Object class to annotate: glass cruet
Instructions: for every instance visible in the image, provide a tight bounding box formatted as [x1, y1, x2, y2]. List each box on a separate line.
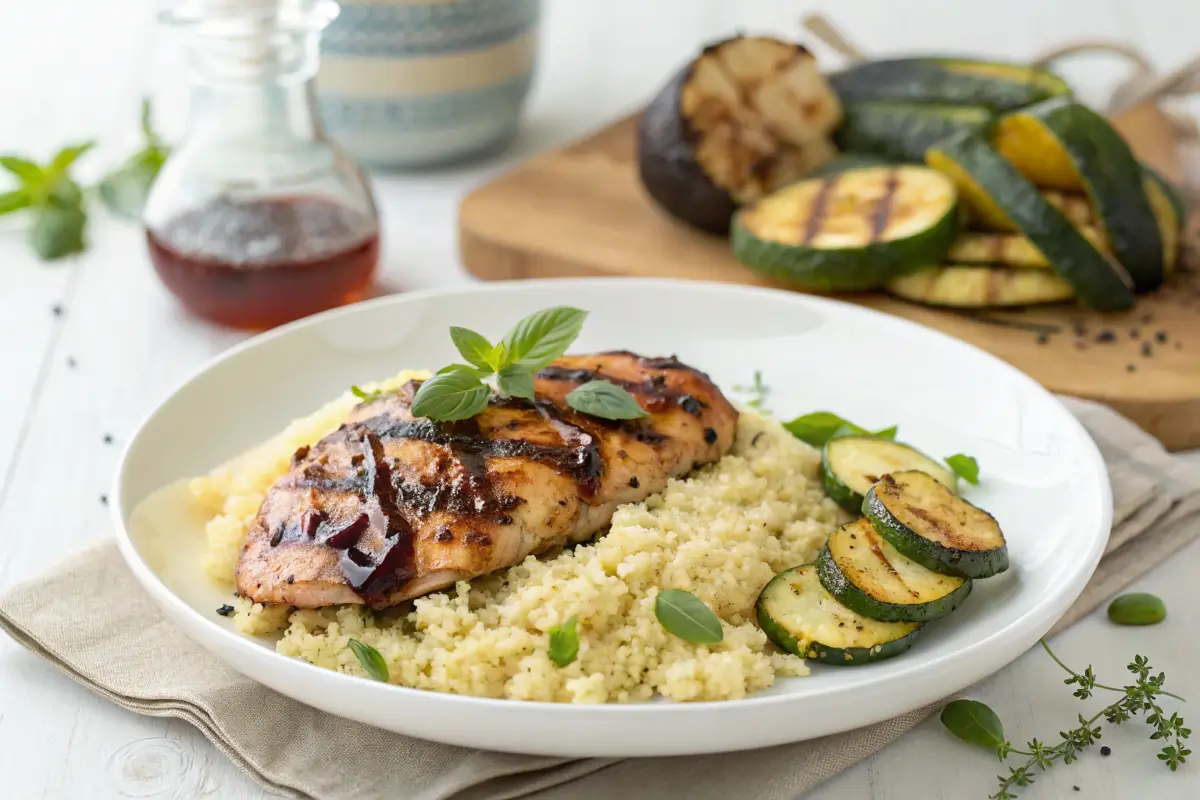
[143, 0, 381, 331]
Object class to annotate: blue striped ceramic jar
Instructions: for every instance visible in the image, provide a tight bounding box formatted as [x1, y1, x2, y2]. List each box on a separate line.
[316, 0, 540, 168]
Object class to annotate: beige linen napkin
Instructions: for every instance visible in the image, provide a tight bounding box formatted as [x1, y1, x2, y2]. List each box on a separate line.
[3, 398, 1200, 800]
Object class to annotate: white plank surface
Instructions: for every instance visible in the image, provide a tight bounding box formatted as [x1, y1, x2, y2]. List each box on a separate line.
[1, 1, 1199, 798]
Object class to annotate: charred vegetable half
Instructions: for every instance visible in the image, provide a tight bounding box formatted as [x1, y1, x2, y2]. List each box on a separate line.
[637, 35, 842, 234]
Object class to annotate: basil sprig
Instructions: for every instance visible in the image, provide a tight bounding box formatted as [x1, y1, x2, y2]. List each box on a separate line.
[654, 589, 723, 644]
[410, 307, 647, 422]
[0, 143, 94, 260]
[783, 411, 898, 448]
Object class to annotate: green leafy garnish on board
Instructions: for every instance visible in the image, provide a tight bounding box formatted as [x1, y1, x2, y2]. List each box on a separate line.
[945, 453, 980, 485]
[0, 143, 94, 260]
[98, 98, 170, 220]
[783, 411, 898, 448]
[654, 589, 723, 645]
[409, 307, 647, 423]
[1107, 593, 1166, 626]
[942, 638, 1189, 799]
[548, 616, 580, 667]
[348, 639, 389, 683]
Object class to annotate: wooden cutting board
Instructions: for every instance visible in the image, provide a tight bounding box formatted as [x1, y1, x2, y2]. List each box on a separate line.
[459, 104, 1200, 450]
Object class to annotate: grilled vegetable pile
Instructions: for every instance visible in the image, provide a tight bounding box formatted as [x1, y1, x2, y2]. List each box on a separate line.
[638, 37, 1189, 311]
[757, 433, 1009, 666]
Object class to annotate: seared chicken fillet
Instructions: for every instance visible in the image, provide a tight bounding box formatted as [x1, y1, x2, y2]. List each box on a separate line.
[235, 351, 738, 608]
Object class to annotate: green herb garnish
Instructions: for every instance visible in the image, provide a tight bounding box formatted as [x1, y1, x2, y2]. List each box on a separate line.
[548, 616, 580, 667]
[654, 589, 723, 644]
[348, 638, 390, 683]
[98, 98, 169, 220]
[566, 380, 649, 420]
[942, 638, 1189, 799]
[783, 411, 897, 448]
[1107, 593, 1166, 626]
[0, 143, 94, 260]
[410, 307, 646, 422]
[945, 453, 980, 485]
[733, 370, 770, 409]
[351, 385, 383, 402]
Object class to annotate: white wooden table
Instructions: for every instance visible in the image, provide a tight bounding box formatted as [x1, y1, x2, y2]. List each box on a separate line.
[2, 1, 1198, 797]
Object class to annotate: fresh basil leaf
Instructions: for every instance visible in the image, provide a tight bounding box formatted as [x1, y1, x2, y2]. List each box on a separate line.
[410, 365, 490, 421]
[47, 142, 95, 177]
[874, 425, 898, 440]
[783, 412, 898, 447]
[351, 385, 383, 402]
[1107, 593, 1166, 626]
[655, 589, 723, 644]
[0, 189, 30, 216]
[566, 380, 647, 420]
[347, 638, 390, 682]
[0, 156, 43, 186]
[29, 202, 86, 261]
[940, 699, 1005, 751]
[497, 364, 535, 400]
[98, 156, 161, 221]
[449, 326, 497, 372]
[500, 306, 587, 370]
[945, 454, 980, 485]
[548, 616, 579, 667]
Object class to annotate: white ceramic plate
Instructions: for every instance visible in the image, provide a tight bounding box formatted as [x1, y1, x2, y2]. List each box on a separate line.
[112, 278, 1111, 758]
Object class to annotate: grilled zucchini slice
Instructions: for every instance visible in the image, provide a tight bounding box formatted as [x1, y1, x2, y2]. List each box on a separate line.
[757, 564, 922, 665]
[731, 165, 960, 291]
[947, 226, 1108, 269]
[887, 265, 1075, 307]
[817, 519, 972, 622]
[865, 471, 1009, 579]
[821, 435, 956, 513]
[828, 57, 1069, 112]
[926, 132, 1134, 311]
[637, 36, 842, 233]
[835, 101, 995, 162]
[1144, 168, 1185, 275]
[992, 98, 1165, 291]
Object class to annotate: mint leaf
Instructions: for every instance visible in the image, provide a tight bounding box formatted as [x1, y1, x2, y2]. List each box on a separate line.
[411, 365, 490, 421]
[0, 156, 43, 185]
[497, 364, 535, 400]
[566, 380, 647, 420]
[500, 306, 587, 370]
[0, 189, 30, 216]
[940, 699, 1006, 751]
[347, 639, 389, 682]
[945, 453, 980, 485]
[654, 589, 723, 644]
[548, 616, 579, 667]
[449, 326, 497, 372]
[47, 142, 95, 178]
[29, 203, 86, 260]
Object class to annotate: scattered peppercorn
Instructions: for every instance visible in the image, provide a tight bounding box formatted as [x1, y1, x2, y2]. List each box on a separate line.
[216, 604, 235, 617]
[1155, 330, 1168, 344]
[1142, 342, 1153, 357]
[102, 433, 114, 445]
[1095, 329, 1116, 343]
[628, 476, 639, 489]
[1073, 787, 1080, 792]
[51, 303, 64, 317]
[66, 356, 77, 368]
[1100, 746, 1112, 756]
[1141, 313, 1154, 324]
[1036, 333, 1050, 345]
[1127, 364, 1137, 373]
[1075, 341, 1088, 351]
[1073, 321, 1086, 336]
[1129, 328, 1140, 339]
[99, 494, 108, 506]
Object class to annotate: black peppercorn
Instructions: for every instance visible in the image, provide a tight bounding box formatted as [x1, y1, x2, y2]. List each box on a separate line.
[51, 303, 64, 317]
[1095, 329, 1116, 343]
[99, 494, 108, 506]
[1127, 364, 1137, 373]
[1036, 333, 1050, 345]
[102, 433, 114, 445]
[66, 356, 77, 368]
[1155, 330, 1168, 344]
[629, 476, 639, 489]
[1142, 342, 1153, 357]
[216, 604, 235, 617]
[1100, 745, 1112, 756]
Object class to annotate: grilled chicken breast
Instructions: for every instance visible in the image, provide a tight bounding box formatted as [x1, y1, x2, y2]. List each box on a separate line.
[235, 351, 738, 608]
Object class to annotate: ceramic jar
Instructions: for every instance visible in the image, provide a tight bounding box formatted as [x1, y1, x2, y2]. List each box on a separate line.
[316, 0, 540, 169]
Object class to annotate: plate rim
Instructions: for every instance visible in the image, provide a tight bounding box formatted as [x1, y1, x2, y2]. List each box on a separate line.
[110, 277, 1112, 740]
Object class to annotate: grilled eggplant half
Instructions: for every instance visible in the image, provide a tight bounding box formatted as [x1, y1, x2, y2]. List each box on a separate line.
[637, 35, 842, 234]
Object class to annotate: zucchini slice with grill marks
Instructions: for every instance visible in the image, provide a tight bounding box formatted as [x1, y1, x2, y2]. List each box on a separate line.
[992, 98, 1165, 291]
[886, 265, 1075, 307]
[835, 101, 995, 162]
[757, 563, 922, 665]
[637, 35, 842, 234]
[926, 132, 1134, 311]
[865, 470, 1009, 579]
[817, 519, 972, 622]
[821, 435, 956, 513]
[947, 226, 1107, 269]
[1143, 167, 1185, 275]
[828, 57, 1069, 112]
[731, 165, 960, 291]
